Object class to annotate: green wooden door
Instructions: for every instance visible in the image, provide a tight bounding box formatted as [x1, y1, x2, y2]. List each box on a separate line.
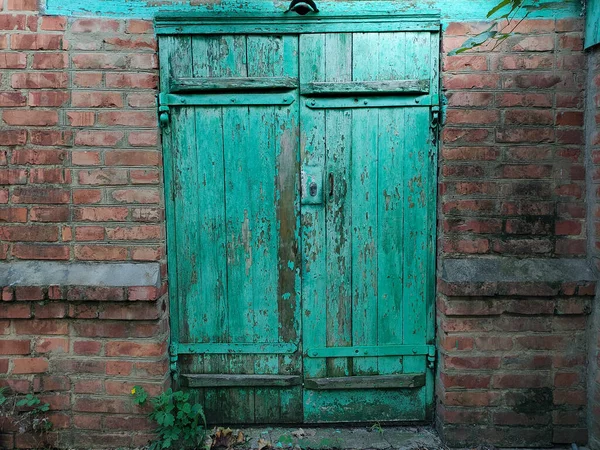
[156, 7, 439, 424]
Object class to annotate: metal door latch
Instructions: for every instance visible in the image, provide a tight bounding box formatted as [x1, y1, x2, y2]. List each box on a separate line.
[301, 166, 323, 205]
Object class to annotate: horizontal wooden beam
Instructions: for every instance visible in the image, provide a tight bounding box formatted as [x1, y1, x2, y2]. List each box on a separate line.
[301, 79, 429, 96]
[183, 374, 302, 388]
[177, 342, 298, 355]
[160, 93, 295, 107]
[305, 95, 437, 109]
[171, 77, 298, 93]
[306, 344, 434, 358]
[304, 374, 426, 390]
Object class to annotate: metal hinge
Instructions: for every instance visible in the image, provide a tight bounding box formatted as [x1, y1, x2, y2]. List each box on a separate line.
[430, 106, 440, 149]
[158, 93, 171, 131]
[169, 343, 179, 381]
[427, 346, 436, 370]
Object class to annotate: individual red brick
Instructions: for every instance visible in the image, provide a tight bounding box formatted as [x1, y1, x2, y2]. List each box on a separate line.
[128, 131, 158, 147]
[74, 130, 124, 147]
[443, 239, 489, 254]
[0, 91, 26, 107]
[105, 341, 165, 357]
[3, 110, 58, 126]
[443, 128, 491, 144]
[68, 112, 96, 127]
[502, 165, 552, 179]
[559, 33, 583, 51]
[72, 53, 130, 70]
[127, 93, 156, 108]
[0, 13, 26, 30]
[443, 55, 488, 71]
[105, 72, 158, 89]
[496, 128, 554, 143]
[32, 53, 68, 69]
[35, 303, 67, 319]
[11, 33, 62, 50]
[29, 168, 71, 184]
[12, 244, 69, 260]
[97, 111, 156, 127]
[444, 74, 499, 89]
[444, 391, 499, 407]
[78, 168, 128, 185]
[74, 206, 128, 221]
[0, 304, 31, 319]
[105, 150, 159, 166]
[555, 220, 582, 235]
[444, 356, 501, 370]
[40, 16, 67, 31]
[27, 91, 69, 107]
[555, 239, 586, 255]
[0, 168, 27, 184]
[14, 286, 44, 301]
[7, 0, 37, 10]
[498, 54, 553, 70]
[30, 130, 72, 146]
[71, 92, 123, 108]
[111, 189, 160, 204]
[73, 72, 103, 88]
[511, 35, 554, 51]
[446, 110, 498, 125]
[0, 339, 30, 355]
[15, 320, 68, 335]
[497, 93, 552, 108]
[106, 360, 133, 376]
[504, 110, 553, 126]
[12, 358, 48, 374]
[73, 340, 102, 355]
[0, 225, 58, 242]
[130, 169, 160, 185]
[12, 187, 70, 204]
[35, 337, 69, 353]
[73, 379, 103, 394]
[0, 207, 27, 222]
[72, 151, 100, 166]
[71, 18, 120, 33]
[74, 245, 128, 261]
[0, 52, 27, 68]
[72, 189, 102, 204]
[11, 72, 67, 89]
[131, 246, 162, 261]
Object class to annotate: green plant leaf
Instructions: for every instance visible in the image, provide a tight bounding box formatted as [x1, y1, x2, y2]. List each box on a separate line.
[487, 0, 512, 17]
[448, 27, 497, 56]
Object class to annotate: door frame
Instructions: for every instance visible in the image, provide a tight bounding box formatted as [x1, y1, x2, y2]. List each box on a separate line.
[155, 3, 441, 420]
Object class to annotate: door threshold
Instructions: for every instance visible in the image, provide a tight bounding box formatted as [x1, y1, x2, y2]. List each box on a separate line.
[206, 425, 441, 450]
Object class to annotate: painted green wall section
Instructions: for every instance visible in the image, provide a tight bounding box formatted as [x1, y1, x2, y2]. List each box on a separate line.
[586, 0, 600, 48]
[43, 0, 580, 21]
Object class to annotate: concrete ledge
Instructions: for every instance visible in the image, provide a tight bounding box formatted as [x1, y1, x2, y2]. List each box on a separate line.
[442, 257, 596, 283]
[0, 262, 160, 287]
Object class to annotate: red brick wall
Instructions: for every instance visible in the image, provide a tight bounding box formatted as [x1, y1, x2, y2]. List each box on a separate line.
[0, 1, 167, 448]
[438, 19, 595, 447]
[588, 45, 600, 450]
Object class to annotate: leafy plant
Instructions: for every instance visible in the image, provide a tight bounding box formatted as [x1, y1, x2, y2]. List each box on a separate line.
[448, 0, 575, 55]
[0, 387, 52, 446]
[131, 386, 207, 450]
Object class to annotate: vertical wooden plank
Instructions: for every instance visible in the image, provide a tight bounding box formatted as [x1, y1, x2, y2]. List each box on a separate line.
[324, 32, 353, 378]
[300, 33, 327, 383]
[350, 32, 379, 376]
[376, 32, 405, 376]
[425, 30, 440, 418]
[401, 32, 430, 381]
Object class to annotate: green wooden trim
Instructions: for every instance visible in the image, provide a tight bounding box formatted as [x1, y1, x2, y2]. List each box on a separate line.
[305, 95, 438, 109]
[306, 345, 435, 358]
[171, 76, 298, 93]
[586, 0, 600, 48]
[155, 12, 441, 35]
[160, 93, 295, 106]
[177, 343, 298, 355]
[183, 374, 302, 388]
[301, 79, 429, 96]
[304, 374, 426, 390]
[46, 0, 580, 21]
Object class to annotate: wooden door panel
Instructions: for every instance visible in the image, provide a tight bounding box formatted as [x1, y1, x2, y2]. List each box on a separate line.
[300, 31, 436, 422]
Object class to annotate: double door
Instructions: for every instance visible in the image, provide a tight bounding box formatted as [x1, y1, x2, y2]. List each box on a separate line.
[157, 8, 439, 423]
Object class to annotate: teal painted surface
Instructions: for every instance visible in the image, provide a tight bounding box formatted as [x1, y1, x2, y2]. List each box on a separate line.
[159, 7, 438, 424]
[45, 0, 580, 20]
[586, 0, 600, 48]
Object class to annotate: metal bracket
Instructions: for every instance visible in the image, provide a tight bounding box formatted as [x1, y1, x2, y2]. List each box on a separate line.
[430, 106, 440, 149]
[427, 346, 436, 370]
[158, 93, 171, 131]
[169, 343, 179, 381]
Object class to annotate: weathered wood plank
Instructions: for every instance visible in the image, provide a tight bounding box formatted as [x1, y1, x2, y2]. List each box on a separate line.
[171, 76, 298, 93]
[300, 33, 328, 383]
[351, 32, 379, 377]
[324, 32, 353, 378]
[184, 374, 302, 388]
[300, 79, 428, 95]
[305, 374, 425, 390]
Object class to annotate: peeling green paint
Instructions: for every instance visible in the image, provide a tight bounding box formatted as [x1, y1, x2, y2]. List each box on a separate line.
[586, 0, 600, 48]
[44, 0, 581, 21]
